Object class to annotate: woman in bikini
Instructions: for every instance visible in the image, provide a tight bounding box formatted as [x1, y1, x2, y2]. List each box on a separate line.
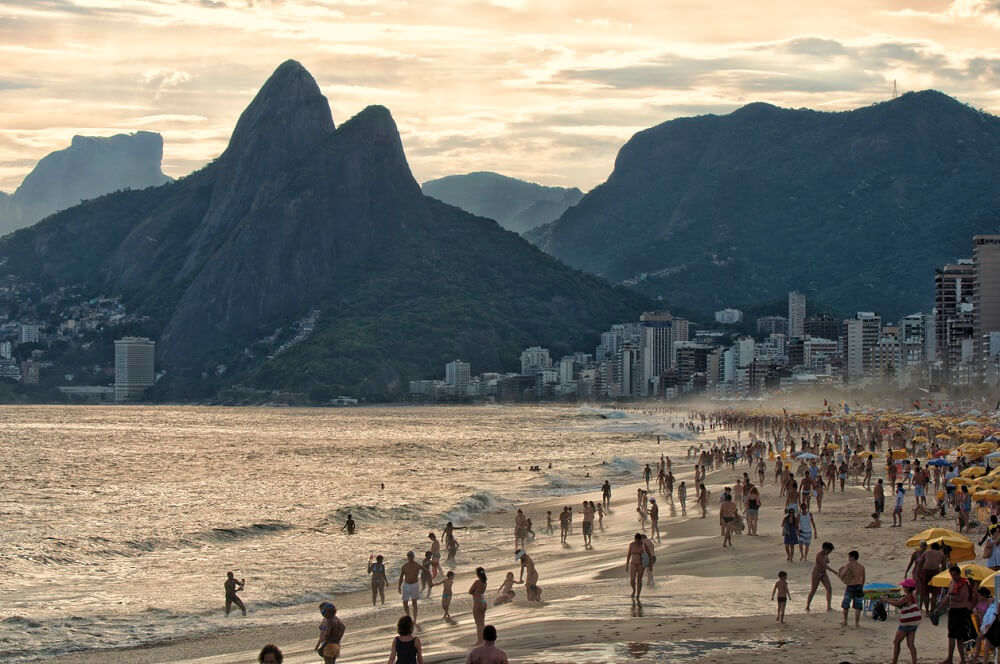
[469, 567, 488, 644]
[367, 554, 388, 606]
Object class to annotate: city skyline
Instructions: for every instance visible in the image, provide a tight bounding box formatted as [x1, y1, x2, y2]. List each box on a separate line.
[5, 1, 1000, 192]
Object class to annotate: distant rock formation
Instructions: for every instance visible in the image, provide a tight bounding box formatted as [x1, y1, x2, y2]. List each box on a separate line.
[0, 131, 171, 236]
[422, 172, 582, 234]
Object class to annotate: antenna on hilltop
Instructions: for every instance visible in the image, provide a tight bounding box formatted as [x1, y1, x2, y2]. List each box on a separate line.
[892, 80, 898, 99]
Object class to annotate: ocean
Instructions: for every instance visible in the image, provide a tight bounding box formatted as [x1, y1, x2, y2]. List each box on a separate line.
[0, 404, 694, 661]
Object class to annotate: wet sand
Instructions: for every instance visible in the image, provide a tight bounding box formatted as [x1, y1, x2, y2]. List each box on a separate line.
[49, 425, 952, 664]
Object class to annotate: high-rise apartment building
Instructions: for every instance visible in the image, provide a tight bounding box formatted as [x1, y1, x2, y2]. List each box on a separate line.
[974, 235, 1000, 373]
[445, 359, 471, 396]
[804, 314, 840, 341]
[520, 347, 550, 374]
[638, 311, 688, 395]
[844, 319, 864, 379]
[756, 315, 788, 336]
[114, 336, 155, 402]
[788, 291, 806, 337]
[714, 308, 743, 324]
[856, 312, 882, 375]
[935, 260, 975, 381]
[19, 324, 40, 344]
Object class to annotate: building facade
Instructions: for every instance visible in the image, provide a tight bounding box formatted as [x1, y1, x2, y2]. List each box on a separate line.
[788, 291, 806, 337]
[114, 337, 155, 402]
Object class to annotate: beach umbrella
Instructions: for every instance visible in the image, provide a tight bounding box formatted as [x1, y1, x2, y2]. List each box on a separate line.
[925, 537, 976, 562]
[936, 434, 951, 441]
[906, 528, 968, 547]
[929, 563, 996, 588]
[962, 466, 988, 478]
[857, 451, 877, 459]
[986, 451, 1000, 461]
[961, 420, 981, 427]
[973, 489, 1000, 502]
[797, 452, 819, 459]
[950, 477, 976, 486]
[928, 458, 951, 467]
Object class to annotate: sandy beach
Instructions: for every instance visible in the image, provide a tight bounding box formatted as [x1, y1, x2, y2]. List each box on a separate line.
[47, 423, 954, 664]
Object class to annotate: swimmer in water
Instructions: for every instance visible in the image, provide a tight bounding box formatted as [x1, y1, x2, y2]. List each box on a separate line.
[342, 514, 356, 535]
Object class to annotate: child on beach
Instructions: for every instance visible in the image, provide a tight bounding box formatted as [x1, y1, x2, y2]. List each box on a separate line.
[494, 572, 516, 605]
[432, 571, 455, 620]
[772, 571, 790, 623]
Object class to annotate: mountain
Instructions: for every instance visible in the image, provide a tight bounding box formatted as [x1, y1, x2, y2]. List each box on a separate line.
[0, 60, 648, 400]
[0, 132, 172, 236]
[528, 91, 1000, 319]
[422, 172, 583, 234]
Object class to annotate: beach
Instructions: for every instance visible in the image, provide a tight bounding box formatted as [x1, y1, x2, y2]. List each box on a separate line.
[37, 408, 955, 664]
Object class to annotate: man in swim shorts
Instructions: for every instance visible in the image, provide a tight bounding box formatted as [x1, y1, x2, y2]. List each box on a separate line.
[224, 571, 247, 616]
[398, 551, 430, 625]
[582, 501, 595, 547]
[838, 550, 866, 627]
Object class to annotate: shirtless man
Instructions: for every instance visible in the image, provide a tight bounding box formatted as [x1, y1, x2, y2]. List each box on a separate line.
[317, 603, 346, 663]
[224, 571, 247, 616]
[919, 541, 946, 613]
[514, 510, 528, 550]
[602, 481, 612, 509]
[838, 550, 866, 627]
[805, 542, 836, 611]
[516, 549, 541, 601]
[649, 498, 660, 542]
[559, 506, 570, 544]
[626, 533, 649, 600]
[719, 495, 738, 548]
[466, 625, 508, 664]
[398, 551, 430, 625]
[582, 501, 595, 547]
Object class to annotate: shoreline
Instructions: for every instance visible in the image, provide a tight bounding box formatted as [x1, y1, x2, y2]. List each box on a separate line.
[46, 421, 952, 664]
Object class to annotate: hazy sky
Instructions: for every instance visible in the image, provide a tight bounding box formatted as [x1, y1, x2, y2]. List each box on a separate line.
[3, 0, 1000, 192]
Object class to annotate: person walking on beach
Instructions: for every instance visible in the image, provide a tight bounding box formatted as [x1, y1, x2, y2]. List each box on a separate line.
[678, 481, 687, 516]
[746, 485, 761, 535]
[720, 495, 737, 548]
[224, 571, 246, 616]
[516, 549, 541, 601]
[838, 550, 866, 628]
[385, 615, 423, 664]
[316, 603, 345, 663]
[798, 503, 817, 561]
[431, 570, 455, 620]
[649, 498, 660, 542]
[644, 464, 652, 489]
[368, 554, 388, 606]
[938, 564, 975, 664]
[514, 509, 528, 550]
[582, 501, 595, 547]
[806, 542, 836, 612]
[602, 481, 612, 509]
[469, 567, 489, 645]
[919, 541, 946, 613]
[626, 533, 649, 601]
[781, 508, 799, 562]
[398, 551, 429, 626]
[697, 483, 708, 518]
[772, 571, 790, 623]
[886, 578, 921, 664]
[466, 625, 508, 664]
[892, 483, 905, 527]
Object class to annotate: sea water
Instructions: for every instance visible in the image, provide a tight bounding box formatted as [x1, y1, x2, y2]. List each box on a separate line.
[0, 404, 693, 661]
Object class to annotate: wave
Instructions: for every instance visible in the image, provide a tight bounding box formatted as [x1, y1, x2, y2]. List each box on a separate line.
[577, 406, 629, 419]
[602, 455, 640, 475]
[80, 521, 297, 559]
[442, 491, 509, 524]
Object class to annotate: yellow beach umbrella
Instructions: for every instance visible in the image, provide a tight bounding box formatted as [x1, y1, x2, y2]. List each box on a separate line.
[925, 537, 976, 563]
[962, 466, 988, 478]
[973, 489, 1000, 502]
[906, 528, 969, 547]
[950, 477, 976, 486]
[929, 563, 996, 588]
[891, 450, 910, 460]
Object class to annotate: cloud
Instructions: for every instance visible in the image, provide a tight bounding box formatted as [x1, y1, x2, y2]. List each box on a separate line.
[892, 0, 1000, 26]
[139, 68, 195, 98]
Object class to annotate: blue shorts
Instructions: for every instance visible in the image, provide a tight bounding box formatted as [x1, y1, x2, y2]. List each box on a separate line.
[898, 625, 918, 634]
[842, 585, 863, 610]
[915, 486, 925, 497]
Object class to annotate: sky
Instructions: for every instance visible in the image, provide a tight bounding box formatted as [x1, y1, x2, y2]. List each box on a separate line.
[3, 0, 1000, 192]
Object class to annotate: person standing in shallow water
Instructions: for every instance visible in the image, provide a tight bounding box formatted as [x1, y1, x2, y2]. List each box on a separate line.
[224, 571, 246, 616]
[368, 554, 388, 606]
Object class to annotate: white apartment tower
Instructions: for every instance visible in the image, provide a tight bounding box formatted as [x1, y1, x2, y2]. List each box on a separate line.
[114, 337, 155, 402]
[788, 291, 806, 337]
[639, 311, 689, 395]
[520, 347, 551, 374]
[445, 359, 471, 396]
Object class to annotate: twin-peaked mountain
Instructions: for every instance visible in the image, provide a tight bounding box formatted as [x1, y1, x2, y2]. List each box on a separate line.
[528, 91, 1000, 319]
[0, 132, 171, 236]
[0, 60, 647, 398]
